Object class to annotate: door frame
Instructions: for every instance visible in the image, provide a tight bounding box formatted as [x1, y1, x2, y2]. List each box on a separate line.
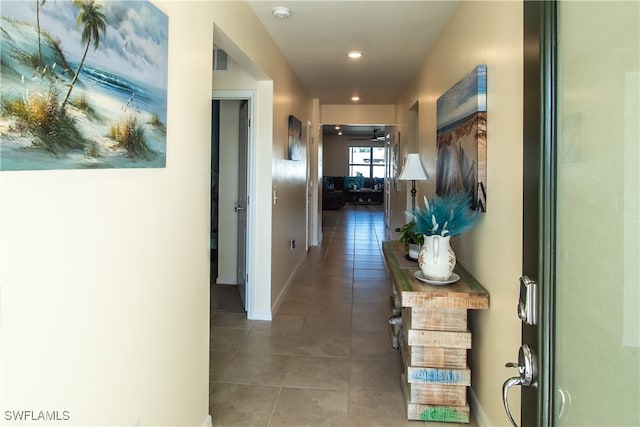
[538, 2, 557, 425]
[212, 90, 257, 318]
[304, 120, 315, 250]
[522, 1, 557, 425]
[236, 100, 249, 309]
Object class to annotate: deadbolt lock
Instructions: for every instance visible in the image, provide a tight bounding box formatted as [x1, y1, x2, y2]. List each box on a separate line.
[518, 275, 537, 325]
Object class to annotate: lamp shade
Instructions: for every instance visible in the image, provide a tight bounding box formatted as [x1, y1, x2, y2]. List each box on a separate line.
[398, 153, 430, 181]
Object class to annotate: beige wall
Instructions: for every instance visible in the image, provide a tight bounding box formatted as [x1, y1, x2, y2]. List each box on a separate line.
[322, 134, 386, 177]
[0, 1, 312, 425]
[321, 104, 395, 125]
[269, 81, 313, 315]
[393, 1, 524, 424]
[0, 2, 211, 424]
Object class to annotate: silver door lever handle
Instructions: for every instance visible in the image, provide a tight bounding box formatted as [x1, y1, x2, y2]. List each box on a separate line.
[502, 375, 522, 427]
[502, 345, 536, 427]
[234, 206, 244, 212]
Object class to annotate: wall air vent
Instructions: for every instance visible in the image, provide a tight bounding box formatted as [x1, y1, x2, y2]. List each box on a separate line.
[213, 48, 229, 71]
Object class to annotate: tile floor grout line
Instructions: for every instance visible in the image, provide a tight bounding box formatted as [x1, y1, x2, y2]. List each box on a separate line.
[266, 386, 283, 427]
[319, 209, 340, 266]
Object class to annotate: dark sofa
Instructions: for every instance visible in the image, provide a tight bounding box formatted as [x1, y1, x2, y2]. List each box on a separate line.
[322, 176, 384, 209]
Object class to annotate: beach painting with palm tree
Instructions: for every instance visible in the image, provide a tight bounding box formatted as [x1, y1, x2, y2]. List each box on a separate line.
[0, 0, 168, 170]
[436, 64, 487, 212]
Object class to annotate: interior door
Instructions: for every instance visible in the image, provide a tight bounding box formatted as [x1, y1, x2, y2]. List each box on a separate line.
[305, 121, 313, 250]
[518, 1, 640, 425]
[236, 100, 249, 310]
[384, 134, 392, 227]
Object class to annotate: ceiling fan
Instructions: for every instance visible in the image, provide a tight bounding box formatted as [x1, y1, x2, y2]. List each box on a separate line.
[349, 128, 386, 141]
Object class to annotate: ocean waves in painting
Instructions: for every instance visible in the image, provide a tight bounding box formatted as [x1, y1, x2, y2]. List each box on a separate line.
[79, 64, 167, 125]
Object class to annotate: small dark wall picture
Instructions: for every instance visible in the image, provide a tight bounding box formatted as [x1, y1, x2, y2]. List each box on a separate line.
[288, 115, 302, 161]
[391, 134, 400, 191]
[436, 64, 487, 211]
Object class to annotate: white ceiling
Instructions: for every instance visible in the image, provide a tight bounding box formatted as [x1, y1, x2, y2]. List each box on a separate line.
[248, 1, 459, 106]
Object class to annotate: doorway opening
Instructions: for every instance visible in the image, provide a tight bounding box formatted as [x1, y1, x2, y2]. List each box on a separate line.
[321, 125, 389, 209]
[210, 93, 255, 315]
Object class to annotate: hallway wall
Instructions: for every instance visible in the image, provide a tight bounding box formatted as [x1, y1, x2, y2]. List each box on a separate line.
[322, 134, 386, 177]
[393, 1, 524, 425]
[0, 1, 211, 423]
[321, 104, 395, 125]
[0, 1, 312, 425]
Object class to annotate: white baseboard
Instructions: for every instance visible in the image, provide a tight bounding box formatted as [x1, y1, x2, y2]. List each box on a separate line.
[215, 277, 237, 285]
[201, 415, 212, 427]
[271, 252, 307, 317]
[468, 388, 491, 427]
[248, 309, 271, 320]
[270, 283, 288, 317]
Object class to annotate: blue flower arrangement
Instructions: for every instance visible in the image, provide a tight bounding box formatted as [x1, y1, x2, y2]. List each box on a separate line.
[411, 192, 479, 237]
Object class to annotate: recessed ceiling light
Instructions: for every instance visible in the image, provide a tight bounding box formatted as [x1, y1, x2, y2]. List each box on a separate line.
[351, 96, 360, 102]
[334, 126, 340, 130]
[272, 6, 291, 19]
[348, 51, 362, 59]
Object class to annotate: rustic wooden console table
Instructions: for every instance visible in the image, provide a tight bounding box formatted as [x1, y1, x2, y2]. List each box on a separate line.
[382, 241, 489, 423]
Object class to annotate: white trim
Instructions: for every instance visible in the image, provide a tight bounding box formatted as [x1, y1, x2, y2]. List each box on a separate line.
[250, 310, 272, 321]
[201, 415, 212, 427]
[305, 120, 316, 249]
[212, 90, 257, 320]
[215, 277, 237, 285]
[468, 387, 492, 427]
[271, 251, 307, 317]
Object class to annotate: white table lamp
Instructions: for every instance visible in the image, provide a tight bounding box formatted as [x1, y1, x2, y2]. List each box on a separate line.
[398, 153, 430, 212]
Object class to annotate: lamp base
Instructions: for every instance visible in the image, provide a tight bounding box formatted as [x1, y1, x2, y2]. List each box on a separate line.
[410, 180, 417, 212]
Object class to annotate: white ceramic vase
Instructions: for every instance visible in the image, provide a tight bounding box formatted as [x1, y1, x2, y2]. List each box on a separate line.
[418, 235, 456, 281]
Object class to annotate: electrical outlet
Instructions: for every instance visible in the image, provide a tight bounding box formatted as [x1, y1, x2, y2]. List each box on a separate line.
[290, 239, 295, 250]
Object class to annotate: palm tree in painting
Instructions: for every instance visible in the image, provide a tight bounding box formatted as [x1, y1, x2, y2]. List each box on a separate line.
[36, 0, 46, 64]
[61, 0, 107, 109]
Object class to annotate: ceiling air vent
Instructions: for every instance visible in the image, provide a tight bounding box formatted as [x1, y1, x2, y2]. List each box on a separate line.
[213, 48, 229, 71]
